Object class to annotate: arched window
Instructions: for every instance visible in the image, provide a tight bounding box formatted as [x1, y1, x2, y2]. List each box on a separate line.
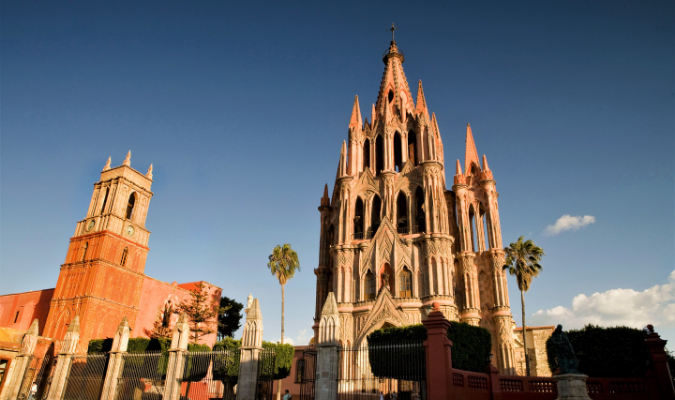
[414, 187, 425, 233]
[375, 135, 384, 175]
[408, 131, 417, 165]
[354, 197, 364, 239]
[470, 205, 479, 252]
[399, 267, 412, 298]
[125, 193, 136, 220]
[363, 140, 371, 170]
[295, 359, 305, 383]
[394, 132, 403, 172]
[100, 187, 109, 215]
[396, 192, 408, 234]
[379, 263, 394, 292]
[120, 247, 129, 267]
[387, 90, 394, 103]
[482, 206, 491, 250]
[82, 242, 89, 262]
[371, 195, 381, 233]
[364, 271, 376, 300]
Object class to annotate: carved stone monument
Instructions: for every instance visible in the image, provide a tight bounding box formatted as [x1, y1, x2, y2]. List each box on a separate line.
[551, 325, 591, 400]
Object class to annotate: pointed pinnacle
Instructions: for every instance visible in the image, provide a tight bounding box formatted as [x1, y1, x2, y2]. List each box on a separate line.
[67, 315, 80, 333]
[146, 164, 153, 179]
[323, 184, 329, 199]
[371, 103, 376, 124]
[123, 150, 131, 166]
[456, 159, 463, 175]
[416, 80, 429, 118]
[482, 155, 490, 171]
[349, 95, 362, 128]
[465, 124, 480, 175]
[28, 319, 39, 335]
[341, 140, 346, 155]
[103, 157, 111, 171]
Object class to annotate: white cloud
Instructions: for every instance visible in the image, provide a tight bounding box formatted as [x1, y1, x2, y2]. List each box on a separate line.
[269, 337, 295, 345]
[268, 329, 312, 346]
[544, 215, 595, 236]
[530, 270, 675, 335]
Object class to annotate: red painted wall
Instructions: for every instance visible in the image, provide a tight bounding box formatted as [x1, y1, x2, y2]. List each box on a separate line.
[0, 290, 54, 335]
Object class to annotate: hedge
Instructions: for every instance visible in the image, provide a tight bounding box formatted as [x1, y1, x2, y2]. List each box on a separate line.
[545, 325, 648, 378]
[211, 338, 294, 381]
[213, 338, 242, 383]
[367, 325, 427, 380]
[366, 322, 492, 377]
[262, 341, 295, 381]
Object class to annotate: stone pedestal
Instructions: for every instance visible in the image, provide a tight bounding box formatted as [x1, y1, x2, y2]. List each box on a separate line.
[554, 374, 591, 400]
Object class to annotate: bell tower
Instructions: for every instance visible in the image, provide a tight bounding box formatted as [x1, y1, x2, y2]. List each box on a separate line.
[43, 151, 154, 351]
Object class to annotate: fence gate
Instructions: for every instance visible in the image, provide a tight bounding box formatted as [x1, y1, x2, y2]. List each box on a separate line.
[62, 354, 108, 400]
[299, 348, 317, 400]
[115, 352, 166, 400]
[337, 342, 426, 400]
[18, 354, 54, 400]
[254, 349, 276, 400]
[180, 350, 240, 400]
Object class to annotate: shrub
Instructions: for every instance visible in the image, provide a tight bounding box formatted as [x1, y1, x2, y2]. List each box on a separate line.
[447, 322, 492, 373]
[213, 338, 241, 383]
[367, 325, 427, 380]
[545, 325, 648, 378]
[262, 341, 295, 380]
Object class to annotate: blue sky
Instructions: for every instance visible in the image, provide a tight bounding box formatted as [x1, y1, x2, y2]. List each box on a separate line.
[2, 1, 673, 345]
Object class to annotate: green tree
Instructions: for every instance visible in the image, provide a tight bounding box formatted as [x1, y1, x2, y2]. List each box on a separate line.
[175, 282, 219, 343]
[503, 236, 545, 377]
[144, 303, 174, 340]
[218, 296, 244, 340]
[267, 244, 300, 400]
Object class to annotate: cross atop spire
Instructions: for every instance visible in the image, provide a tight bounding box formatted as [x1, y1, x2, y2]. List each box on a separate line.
[387, 23, 399, 41]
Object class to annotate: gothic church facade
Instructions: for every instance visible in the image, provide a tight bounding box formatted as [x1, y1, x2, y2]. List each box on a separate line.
[313, 40, 517, 374]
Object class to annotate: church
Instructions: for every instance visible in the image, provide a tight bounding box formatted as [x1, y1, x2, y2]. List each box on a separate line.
[311, 39, 523, 374]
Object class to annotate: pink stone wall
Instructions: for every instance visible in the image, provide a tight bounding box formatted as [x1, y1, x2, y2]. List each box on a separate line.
[0, 289, 54, 335]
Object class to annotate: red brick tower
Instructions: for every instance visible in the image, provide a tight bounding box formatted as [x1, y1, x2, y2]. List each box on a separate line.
[43, 152, 154, 351]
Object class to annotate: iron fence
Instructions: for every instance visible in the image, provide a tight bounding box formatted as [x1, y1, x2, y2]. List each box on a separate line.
[299, 348, 317, 400]
[179, 350, 240, 400]
[63, 354, 108, 400]
[254, 350, 276, 400]
[18, 354, 53, 400]
[115, 352, 167, 400]
[337, 342, 425, 400]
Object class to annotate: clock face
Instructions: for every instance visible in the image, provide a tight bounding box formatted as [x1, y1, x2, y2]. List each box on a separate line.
[126, 225, 135, 237]
[86, 220, 95, 231]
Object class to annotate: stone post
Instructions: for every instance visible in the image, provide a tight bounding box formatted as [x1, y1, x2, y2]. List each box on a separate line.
[1, 319, 39, 400]
[644, 327, 675, 400]
[236, 299, 263, 400]
[46, 316, 80, 400]
[422, 302, 453, 400]
[554, 374, 591, 400]
[99, 317, 130, 400]
[315, 293, 340, 400]
[163, 313, 190, 400]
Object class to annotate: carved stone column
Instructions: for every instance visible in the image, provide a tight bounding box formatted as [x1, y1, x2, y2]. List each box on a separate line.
[492, 315, 516, 375]
[163, 313, 190, 400]
[458, 253, 480, 326]
[46, 316, 80, 400]
[237, 299, 263, 400]
[100, 317, 130, 400]
[2, 320, 39, 400]
[316, 293, 341, 400]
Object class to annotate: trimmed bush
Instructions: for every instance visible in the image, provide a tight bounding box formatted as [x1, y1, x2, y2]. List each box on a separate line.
[213, 338, 242, 384]
[447, 322, 492, 373]
[262, 341, 295, 380]
[367, 325, 427, 380]
[545, 325, 648, 378]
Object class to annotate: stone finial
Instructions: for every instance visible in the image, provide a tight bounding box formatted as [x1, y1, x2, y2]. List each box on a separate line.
[111, 317, 130, 352]
[318, 292, 340, 345]
[103, 157, 111, 171]
[480, 155, 494, 181]
[62, 315, 80, 354]
[454, 160, 466, 185]
[338, 141, 347, 177]
[320, 184, 330, 207]
[146, 164, 153, 179]
[371, 103, 376, 124]
[123, 150, 131, 166]
[242, 298, 263, 348]
[27, 319, 39, 335]
[416, 80, 429, 119]
[349, 95, 362, 129]
[170, 312, 190, 350]
[465, 124, 480, 175]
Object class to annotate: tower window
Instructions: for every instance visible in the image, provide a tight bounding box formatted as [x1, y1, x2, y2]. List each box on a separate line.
[82, 242, 89, 262]
[363, 140, 371, 170]
[396, 192, 408, 234]
[387, 90, 394, 103]
[408, 131, 417, 165]
[120, 247, 129, 267]
[399, 267, 412, 298]
[14, 311, 19, 323]
[125, 193, 136, 220]
[364, 271, 375, 300]
[354, 197, 364, 239]
[394, 132, 403, 172]
[371, 195, 381, 233]
[415, 187, 425, 233]
[100, 188, 109, 215]
[375, 135, 384, 175]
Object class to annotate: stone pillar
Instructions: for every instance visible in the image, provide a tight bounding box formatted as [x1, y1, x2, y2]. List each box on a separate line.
[46, 316, 80, 400]
[315, 293, 340, 400]
[422, 302, 453, 400]
[644, 327, 675, 400]
[163, 313, 190, 400]
[99, 317, 130, 400]
[2, 319, 39, 400]
[458, 253, 480, 326]
[554, 374, 591, 400]
[237, 299, 263, 400]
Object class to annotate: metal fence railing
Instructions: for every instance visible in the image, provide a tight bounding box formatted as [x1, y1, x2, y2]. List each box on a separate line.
[337, 342, 425, 400]
[179, 350, 240, 400]
[254, 350, 276, 400]
[18, 354, 53, 400]
[115, 352, 167, 400]
[63, 354, 108, 400]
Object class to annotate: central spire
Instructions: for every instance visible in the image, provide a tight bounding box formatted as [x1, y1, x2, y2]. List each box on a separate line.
[375, 39, 414, 121]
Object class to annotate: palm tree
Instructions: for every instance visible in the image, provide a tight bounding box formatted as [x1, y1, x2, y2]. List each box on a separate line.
[503, 236, 545, 377]
[267, 243, 300, 400]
